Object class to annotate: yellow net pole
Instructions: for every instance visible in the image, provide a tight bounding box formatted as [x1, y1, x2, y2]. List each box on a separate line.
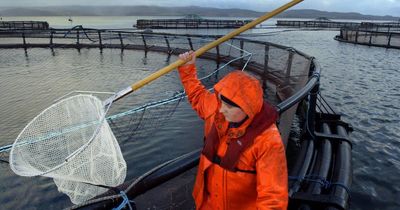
[108, 0, 303, 104]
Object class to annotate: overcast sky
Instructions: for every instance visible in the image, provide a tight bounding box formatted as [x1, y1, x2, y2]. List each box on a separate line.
[1, 0, 399, 16]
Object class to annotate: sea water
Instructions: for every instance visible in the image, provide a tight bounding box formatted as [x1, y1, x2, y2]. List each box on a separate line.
[0, 16, 399, 209]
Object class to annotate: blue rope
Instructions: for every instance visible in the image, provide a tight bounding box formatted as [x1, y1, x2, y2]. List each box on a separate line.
[112, 191, 135, 210]
[289, 175, 351, 198]
[289, 175, 302, 182]
[330, 182, 352, 198]
[304, 174, 331, 189]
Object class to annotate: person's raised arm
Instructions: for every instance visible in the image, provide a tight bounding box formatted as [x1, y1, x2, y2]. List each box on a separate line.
[178, 51, 217, 120]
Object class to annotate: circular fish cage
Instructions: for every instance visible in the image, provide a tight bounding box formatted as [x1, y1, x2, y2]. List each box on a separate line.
[335, 26, 400, 50]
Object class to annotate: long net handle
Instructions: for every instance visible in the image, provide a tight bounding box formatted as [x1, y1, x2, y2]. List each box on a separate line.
[105, 0, 303, 105]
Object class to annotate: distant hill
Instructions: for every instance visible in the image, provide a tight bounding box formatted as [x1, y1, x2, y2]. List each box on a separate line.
[0, 6, 399, 21]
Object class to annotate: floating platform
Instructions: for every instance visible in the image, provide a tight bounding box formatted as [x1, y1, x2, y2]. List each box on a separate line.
[0, 21, 49, 30]
[136, 15, 252, 29]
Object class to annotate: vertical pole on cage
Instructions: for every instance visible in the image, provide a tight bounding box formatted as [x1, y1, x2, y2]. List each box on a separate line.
[355, 28, 359, 44]
[22, 33, 26, 46]
[188, 37, 194, 50]
[264, 45, 270, 73]
[215, 37, 221, 79]
[49, 29, 54, 55]
[141, 34, 147, 50]
[262, 45, 270, 94]
[216, 45, 220, 67]
[286, 49, 294, 81]
[76, 29, 80, 45]
[119, 32, 124, 50]
[369, 31, 372, 45]
[164, 36, 171, 53]
[387, 32, 392, 47]
[22, 32, 27, 51]
[21, 32, 27, 55]
[240, 40, 244, 65]
[50, 29, 54, 46]
[98, 30, 103, 51]
[307, 82, 319, 137]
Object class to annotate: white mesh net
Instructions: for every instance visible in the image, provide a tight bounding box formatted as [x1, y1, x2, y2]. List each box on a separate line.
[9, 94, 127, 204]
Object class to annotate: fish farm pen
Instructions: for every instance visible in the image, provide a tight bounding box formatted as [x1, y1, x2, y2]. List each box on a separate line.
[0, 21, 50, 30]
[0, 28, 353, 210]
[359, 21, 400, 31]
[276, 20, 360, 28]
[136, 15, 252, 29]
[335, 26, 400, 49]
[277, 19, 400, 30]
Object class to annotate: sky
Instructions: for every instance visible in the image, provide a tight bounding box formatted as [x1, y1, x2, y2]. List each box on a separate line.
[1, 0, 399, 16]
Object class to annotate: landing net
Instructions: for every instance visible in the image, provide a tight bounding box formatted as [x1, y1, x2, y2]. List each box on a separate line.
[10, 94, 127, 204]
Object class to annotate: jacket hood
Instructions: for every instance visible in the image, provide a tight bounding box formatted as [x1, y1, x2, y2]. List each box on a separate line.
[214, 70, 263, 120]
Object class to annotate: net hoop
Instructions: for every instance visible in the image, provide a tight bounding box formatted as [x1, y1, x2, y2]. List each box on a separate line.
[9, 94, 115, 177]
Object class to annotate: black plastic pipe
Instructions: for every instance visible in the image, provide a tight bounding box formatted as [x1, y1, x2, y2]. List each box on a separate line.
[325, 125, 352, 210]
[289, 138, 315, 196]
[306, 123, 332, 194]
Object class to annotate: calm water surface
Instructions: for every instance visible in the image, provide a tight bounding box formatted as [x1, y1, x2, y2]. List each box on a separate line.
[0, 17, 399, 209]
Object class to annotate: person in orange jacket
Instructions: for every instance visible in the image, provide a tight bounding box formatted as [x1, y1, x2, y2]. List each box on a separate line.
[178, 51, 288, 210]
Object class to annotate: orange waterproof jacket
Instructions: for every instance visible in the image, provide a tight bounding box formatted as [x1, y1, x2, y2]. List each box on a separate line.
[178, 64, 288, 210]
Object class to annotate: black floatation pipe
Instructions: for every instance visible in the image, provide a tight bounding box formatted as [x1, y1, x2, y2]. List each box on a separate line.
[289, 138, 314, 196]
[326, 125, 352, 210]
[306, 123, 332, 194]
[297, 123, 333, 210]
